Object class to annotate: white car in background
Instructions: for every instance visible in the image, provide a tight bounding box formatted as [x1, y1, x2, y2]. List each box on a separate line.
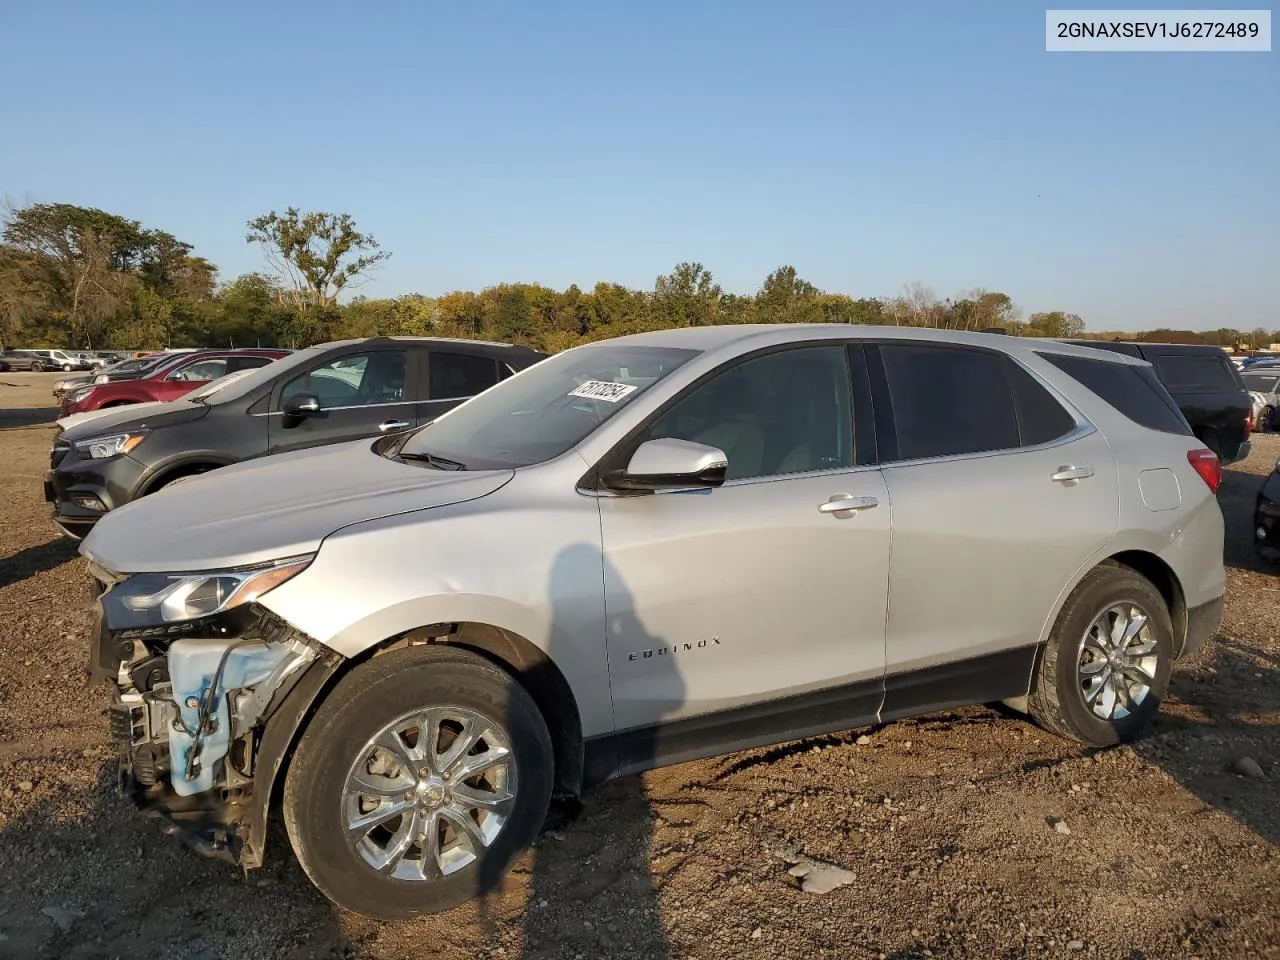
[1242, 371, 1280, 432]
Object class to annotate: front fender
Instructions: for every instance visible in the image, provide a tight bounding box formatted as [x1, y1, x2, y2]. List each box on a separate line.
[257, 478, 614, 738]
[240, 653, 343, 869]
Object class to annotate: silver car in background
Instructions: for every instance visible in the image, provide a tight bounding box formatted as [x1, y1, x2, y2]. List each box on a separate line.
[1243, 370, 1280, 431]
[79, 325, 1225, 918]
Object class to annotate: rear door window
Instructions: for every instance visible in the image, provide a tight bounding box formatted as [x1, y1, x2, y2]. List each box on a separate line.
[1008, 363, 1077, 446]
[1038, 353, 1191, 436]
[1150, 354, 1236, 390]
[878, 344, 1019, 460]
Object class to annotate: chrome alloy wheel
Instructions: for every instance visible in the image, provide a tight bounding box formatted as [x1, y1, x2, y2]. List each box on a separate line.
[1077, 602, 1160, 721]
[342, 706, 517, 881]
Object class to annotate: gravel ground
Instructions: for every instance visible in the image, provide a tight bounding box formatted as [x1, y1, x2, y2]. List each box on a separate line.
[0, 371, 1276, 960]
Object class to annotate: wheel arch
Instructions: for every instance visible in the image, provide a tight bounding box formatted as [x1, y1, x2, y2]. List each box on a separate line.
[246, 620, 585, 868]
[1103, 550, 1187, 654]
[140, 457, 235, 496]
[1010, 545, 1190, 715]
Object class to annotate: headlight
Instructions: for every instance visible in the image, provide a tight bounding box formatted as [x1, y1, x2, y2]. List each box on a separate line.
[73, 432, 147, 459]
[70, 387, 95, 401]
[103, 556, 313, 627]
[92, 375, 108, 384]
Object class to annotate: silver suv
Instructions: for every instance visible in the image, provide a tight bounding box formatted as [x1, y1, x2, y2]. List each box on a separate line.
[79, 325, 1225, 918]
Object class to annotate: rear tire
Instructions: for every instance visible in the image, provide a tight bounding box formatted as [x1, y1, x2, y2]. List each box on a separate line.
[283, 645, 554, 919]
[1263, 407, 1274, 433]
[1193, 427, 1222, 458]
[1028, 563, 1173, 746]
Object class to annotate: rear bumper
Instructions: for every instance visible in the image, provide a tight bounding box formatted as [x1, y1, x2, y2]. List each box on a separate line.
[1181, 596, 1223, 659]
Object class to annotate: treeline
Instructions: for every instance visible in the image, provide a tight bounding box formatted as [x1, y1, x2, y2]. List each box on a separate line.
[2, 201, 1269, 355]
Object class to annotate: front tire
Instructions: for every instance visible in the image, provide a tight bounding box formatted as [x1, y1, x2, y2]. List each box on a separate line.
[283, 646, 554, 919]
[1028, 563, 1173, 746]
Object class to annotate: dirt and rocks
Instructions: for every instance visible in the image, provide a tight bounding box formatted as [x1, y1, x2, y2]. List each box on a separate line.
[0, 371, 1276, 960]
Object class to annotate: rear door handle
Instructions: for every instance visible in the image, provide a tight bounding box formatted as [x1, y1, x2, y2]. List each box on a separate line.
[1050, 465, 1094, 483]
[817, 494, 879, 516]
[378, 419, 412, 433]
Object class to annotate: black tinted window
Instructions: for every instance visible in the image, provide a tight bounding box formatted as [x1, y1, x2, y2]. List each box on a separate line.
[1151, 354, 1235, 389]
[430, 352, 499, 400]
[1009, 363, 1076, 445]
[1039, 353, 1191, 436]
[880, 345, 1018, 460]
[650, 346, 853, 480]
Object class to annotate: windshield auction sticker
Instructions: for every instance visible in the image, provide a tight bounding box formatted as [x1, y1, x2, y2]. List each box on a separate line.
[568, 380, 638, 402]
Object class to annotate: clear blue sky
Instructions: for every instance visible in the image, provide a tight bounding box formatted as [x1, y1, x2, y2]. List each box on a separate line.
[1, 1, 1275, 331]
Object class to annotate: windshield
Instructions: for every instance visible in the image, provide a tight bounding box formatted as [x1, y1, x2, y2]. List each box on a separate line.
[186, 368, 255, 401]
[395, 343, 699, 469]
[108, 355, 169, 376]
[1243, 374, 1279, 391]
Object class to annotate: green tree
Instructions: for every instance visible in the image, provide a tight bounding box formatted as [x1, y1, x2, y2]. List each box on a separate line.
[756, 266, 819, 323]
[654, 261, 722, 327]
[246, 208, 390, 310]
[0, 202, 153, 347]
[1024, 310, 1086, 338]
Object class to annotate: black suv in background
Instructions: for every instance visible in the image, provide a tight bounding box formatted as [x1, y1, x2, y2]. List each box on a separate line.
[1066, 341, 1251, 463]
[47, 337, 546, 537]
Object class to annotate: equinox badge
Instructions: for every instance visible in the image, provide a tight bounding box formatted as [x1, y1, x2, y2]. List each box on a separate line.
[627, 637, 721, 661]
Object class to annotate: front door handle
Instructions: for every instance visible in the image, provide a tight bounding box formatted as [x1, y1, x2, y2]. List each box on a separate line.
[1050, 465, 1095, 483]
[817, 494, 879, 516]
[378, 419, 412, 433]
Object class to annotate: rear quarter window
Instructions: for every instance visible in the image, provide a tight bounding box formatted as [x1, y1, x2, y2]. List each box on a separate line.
[1150, 354, 1237, 390]
[1038, 353, 1191, 437]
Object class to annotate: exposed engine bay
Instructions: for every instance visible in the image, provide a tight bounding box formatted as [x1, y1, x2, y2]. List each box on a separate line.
[88, 563, 340, 867]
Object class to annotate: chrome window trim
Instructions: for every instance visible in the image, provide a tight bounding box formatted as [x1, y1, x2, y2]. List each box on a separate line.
[878, 420, 1097, 471]
[249, 399, 419, 418]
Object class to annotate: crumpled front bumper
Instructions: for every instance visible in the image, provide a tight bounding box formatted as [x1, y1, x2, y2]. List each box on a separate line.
[89, 576, 342, 869]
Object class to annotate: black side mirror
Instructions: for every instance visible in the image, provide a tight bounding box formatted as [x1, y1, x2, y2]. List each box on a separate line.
[282, 392, 321, 425]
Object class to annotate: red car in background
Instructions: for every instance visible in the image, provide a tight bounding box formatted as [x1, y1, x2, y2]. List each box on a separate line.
[60, 348, 290, 416]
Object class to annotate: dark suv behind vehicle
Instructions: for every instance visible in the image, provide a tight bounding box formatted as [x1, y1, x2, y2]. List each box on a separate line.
[47, 337, 546, 537]
[1, 350, 54, 371]
[1065, 341, 1251, 463]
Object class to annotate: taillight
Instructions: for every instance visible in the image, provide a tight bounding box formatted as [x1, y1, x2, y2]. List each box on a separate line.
[1247, 408, 1255, 432]
[1187, 448, 1222, 493]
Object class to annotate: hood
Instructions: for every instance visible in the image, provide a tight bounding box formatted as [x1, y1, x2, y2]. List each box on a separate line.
[58, 400, 208, 441]
[57, 401, 173, 433]
[80, 440, 514, 573]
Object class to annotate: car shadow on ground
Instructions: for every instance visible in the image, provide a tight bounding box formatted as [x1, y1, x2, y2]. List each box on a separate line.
[0, 766, 343, 959]
[1132, 636, 1279, 847]
[0, 407, 60, 428]
[0, 538, 79, 590]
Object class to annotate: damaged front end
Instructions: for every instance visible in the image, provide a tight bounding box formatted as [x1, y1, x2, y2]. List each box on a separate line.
[87, 558, 342, 868]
